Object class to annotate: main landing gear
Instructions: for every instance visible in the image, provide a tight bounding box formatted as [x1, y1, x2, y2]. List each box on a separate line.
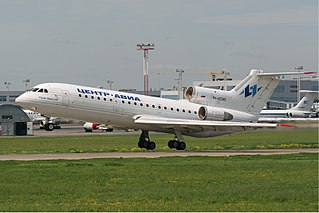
[138, 130, 186, 150]
[138, 130, 156, 150]
[168, 140, 186, 150]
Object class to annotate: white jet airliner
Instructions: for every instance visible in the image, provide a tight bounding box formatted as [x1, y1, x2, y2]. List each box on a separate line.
[259, 90, 319, 121]
[15, 69, 310, 150]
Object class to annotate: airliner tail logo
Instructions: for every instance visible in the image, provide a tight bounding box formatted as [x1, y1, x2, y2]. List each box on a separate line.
[240, 84, 262, 98]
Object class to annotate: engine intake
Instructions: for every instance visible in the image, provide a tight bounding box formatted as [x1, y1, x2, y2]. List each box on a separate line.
[198, 106, 233, 121]
[185, 86, 218, 101]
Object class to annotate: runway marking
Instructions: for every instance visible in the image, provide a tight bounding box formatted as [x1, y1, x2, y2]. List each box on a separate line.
[0, 149, 317, 161]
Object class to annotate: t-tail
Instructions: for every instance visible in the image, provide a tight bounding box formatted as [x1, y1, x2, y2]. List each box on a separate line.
[291, 90, 319, 111]
[185, 69, 313, 116]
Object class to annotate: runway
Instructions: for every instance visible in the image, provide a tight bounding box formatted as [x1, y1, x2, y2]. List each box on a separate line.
[0, 149, 317, 161]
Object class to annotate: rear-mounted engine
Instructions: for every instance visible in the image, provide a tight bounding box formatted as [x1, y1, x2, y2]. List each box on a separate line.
[198, 106, 233, 121]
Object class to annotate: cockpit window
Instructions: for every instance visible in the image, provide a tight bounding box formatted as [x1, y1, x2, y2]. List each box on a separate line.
[31, 88, 49, 93]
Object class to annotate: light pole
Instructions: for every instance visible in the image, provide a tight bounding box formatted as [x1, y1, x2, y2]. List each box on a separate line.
[295, 66, 303, 101]
[4, 82, 11, 91]
[22, 79, 30, 91]
[107, 80, 114, 90]
[137, 43, 155, 95]
[176, 69, 185, 99]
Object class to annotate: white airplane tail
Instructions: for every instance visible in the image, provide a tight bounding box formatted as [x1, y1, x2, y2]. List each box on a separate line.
[291, 90, 319, 111]
[186, 69, 312, 116]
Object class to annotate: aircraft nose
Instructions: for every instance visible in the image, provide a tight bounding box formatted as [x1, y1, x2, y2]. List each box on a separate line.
[15, 92, 30, 106]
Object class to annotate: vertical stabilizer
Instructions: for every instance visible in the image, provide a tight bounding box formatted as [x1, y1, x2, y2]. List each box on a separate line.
[228, 69, 280, 115]
[291, 90, 319, 111]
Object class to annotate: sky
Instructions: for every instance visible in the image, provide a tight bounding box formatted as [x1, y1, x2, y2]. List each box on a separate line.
[0, 0, 318, 91]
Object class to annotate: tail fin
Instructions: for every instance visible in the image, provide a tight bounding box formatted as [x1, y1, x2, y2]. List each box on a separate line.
[228, 69, 280, 115]
[291, 90, 319, 111]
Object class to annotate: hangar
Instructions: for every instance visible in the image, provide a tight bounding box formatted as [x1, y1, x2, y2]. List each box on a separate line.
[0, 104, 32, 136]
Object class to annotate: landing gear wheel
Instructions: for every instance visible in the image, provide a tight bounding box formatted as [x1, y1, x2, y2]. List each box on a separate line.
[138, 141, 144, 148]
[168, 140, 186, 150]
[138, 140, 156, 150]
[44, 123, 54, 131]
[146, 141, 156, 150]
[168, 140, 175, 148]
[138, 131, 157, 150]
[176, 142, 186, 150]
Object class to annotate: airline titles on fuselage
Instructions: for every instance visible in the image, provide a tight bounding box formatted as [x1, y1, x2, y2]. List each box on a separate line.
[77, 88, 142, 102]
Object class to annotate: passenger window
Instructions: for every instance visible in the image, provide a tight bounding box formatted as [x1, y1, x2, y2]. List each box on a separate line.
[122, 100, 125, 104]
[134, 102, 137, 105]
[146, 104, 149, 107]
[85, 95, 88, 98]
[182, 109, 186, 113]
[188, 110, 191, 113]
[176, 108, 180, 112]
[91, 96, 94, 99]
[171, 107, 174, 111]
[152, 105, 155, 108]
[128, 101, 131, 104]
[140, 103, 143, 106]
[164, 107, 167, 110]
[79, 94, 82, 97]
[97, 97, 100, 100]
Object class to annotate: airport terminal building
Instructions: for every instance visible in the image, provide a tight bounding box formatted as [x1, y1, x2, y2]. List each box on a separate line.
[0, 91, 24, 106]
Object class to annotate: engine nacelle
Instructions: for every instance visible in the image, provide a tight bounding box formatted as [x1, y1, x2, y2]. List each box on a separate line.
[286, 111, 308, 118]
[83, 122, 99, 132]
[198, 106, 233, 121]
[185, 86, 215, 101]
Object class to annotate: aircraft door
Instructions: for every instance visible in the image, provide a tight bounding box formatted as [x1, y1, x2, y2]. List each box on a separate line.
[62, 90, 69, 106]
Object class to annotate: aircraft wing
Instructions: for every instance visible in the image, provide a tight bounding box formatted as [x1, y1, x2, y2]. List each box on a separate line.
[133, 115, 277, 132]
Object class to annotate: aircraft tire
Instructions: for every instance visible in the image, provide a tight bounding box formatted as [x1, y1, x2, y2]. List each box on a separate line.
[138, 141, 144, 148]
[45, 123, 54, 131]
[168, 140, 186, 150]
[146, 141, 156, 150]
[176, 142, 186, 150]
[138, 140, 156, 150]
[168, 140, 176, 148]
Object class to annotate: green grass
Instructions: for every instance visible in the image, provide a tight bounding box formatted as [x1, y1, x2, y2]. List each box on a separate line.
[0, 154, 317, 211]
[0, 129, 317, 154]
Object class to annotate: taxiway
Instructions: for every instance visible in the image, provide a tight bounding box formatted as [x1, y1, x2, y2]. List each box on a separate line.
[0, 149, 317, 161]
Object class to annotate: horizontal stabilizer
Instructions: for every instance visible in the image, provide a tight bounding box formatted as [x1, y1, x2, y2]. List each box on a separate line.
[257, 71, 316, 76]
